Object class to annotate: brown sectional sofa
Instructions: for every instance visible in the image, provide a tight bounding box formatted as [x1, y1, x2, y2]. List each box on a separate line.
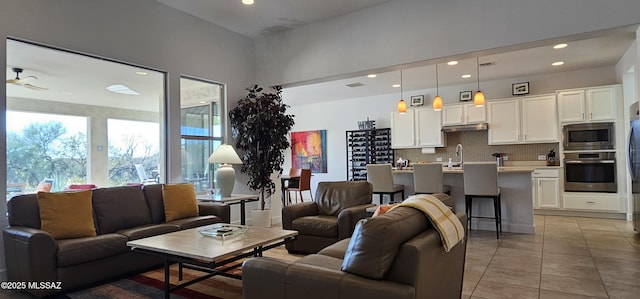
[3, 184, 230, 297]
[243, 193, 467, 299]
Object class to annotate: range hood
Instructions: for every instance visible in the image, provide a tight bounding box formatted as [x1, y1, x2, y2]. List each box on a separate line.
[441, 123, 488, 133]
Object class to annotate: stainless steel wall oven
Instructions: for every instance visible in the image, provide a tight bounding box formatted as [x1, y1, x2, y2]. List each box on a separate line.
[564, 152, 617, 193]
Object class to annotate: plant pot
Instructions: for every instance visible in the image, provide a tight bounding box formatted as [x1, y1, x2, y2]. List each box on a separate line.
[251, 209, 271, 227]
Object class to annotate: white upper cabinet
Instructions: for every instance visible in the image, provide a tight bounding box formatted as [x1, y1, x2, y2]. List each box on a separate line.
[557, 85, 618, 123]
[391, 108, 443, 148]
[488, 99, 520, 144]
[415, 108, 444, 147]
[442, 103, 486, 126]
[488, 95, 558, 145]
[521, 95, 559, 142]
[390, 111, 415, 148]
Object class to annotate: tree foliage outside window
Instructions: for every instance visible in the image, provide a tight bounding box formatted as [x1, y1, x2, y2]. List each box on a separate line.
[7, 121, 87, 191]
[6, 117, 159, 193]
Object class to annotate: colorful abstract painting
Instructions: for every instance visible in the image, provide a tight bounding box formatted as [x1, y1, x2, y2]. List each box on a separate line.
[291, 130, 327, 173]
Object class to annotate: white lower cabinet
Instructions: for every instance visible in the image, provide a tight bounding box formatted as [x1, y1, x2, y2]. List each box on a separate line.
[532, 169, 560, 209]
[563, 193, 620, 212]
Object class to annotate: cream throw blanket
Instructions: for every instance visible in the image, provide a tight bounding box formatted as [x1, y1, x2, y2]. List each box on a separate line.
[389, 194, 465, 252]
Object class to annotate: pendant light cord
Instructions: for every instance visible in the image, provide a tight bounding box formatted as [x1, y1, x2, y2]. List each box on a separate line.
[435, 64, 439, 95]
[400, 69, 403, 100]
[476, 57, 480, 91]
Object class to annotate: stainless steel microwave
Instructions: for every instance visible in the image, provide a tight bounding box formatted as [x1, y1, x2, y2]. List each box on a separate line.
[562, 122, 614, 151]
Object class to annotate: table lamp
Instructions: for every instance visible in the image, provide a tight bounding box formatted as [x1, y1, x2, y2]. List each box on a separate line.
[208, 144, 243, 197]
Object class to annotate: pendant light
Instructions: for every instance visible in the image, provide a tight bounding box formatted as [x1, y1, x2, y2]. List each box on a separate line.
[397, 69, 407, 114]
[473, 57, 485, 107]
[432, 64, 443, 111]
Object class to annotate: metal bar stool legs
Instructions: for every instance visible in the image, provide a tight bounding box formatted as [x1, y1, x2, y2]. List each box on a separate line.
[465, 194, 502, 239]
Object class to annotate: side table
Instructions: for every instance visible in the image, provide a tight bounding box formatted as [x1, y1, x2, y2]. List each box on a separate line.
[197, 194, 259, 225]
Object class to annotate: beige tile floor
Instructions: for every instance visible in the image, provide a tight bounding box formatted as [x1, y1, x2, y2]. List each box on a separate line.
[2, 215, 638, 299]
[463, 215, 640, 299]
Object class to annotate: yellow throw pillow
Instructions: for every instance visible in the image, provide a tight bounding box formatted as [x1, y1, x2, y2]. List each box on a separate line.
[38, 190, 96, 239]
[162, 184, 199, 222]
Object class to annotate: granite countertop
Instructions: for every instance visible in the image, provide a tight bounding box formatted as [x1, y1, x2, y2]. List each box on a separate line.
[393, 162, 562, 174]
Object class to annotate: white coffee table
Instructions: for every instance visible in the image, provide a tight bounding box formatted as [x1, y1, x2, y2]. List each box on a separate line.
[127, 224, 297, 299]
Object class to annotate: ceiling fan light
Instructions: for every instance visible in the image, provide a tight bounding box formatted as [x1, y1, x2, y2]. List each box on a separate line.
[106, 84, 140, 95]
[474, 91, 485, 107]
[397, 99, 407, 114]
[433, 95, 443, 111]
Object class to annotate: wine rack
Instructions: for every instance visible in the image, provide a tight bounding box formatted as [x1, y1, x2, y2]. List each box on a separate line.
[346, 128, 393, 181]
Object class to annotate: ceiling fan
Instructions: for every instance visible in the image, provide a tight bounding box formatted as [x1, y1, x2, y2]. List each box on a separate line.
[6, 67, 48, 90]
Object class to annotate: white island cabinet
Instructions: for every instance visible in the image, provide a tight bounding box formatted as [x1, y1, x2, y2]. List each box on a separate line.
[392, 166, 540, 234]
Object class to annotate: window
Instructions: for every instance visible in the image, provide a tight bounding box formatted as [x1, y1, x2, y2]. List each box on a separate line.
[6, 38, 165, 198]
[107, 119, 160, 185]
[6, 112, 88, 193]
[180, 77, 224, 193]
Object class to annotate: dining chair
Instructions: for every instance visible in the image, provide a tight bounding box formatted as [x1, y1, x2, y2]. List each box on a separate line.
[285, 168, 312, 204]
[286, 168, 302, 189]
[366, 164, 404, 204]
[463, 162, 502, 239]
[413, 163, 451, 195]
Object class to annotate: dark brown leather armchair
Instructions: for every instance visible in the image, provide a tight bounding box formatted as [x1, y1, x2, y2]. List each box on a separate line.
[282, 181, 374, 254]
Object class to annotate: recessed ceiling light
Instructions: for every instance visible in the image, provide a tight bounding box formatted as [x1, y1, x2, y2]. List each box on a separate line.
[552, 61, 565, 66]
[367, 74, 377, 78]
[553, 43, 568, 49]
[135, 71, 148, 76]
[106, 84, 140, 95]
[392, 84, 401, 88]
[461, 74, 471, 79]
[242, 0, 254, 5]
[447, 61, 459, 66]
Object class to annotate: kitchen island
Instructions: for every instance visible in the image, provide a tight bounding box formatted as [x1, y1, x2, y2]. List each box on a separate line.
[393, 165, 558, 234]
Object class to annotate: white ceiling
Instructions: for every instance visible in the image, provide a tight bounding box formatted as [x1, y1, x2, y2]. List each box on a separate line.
[4, 1, 638, 110]
[156, 0, 393, 38]
[6, 40, 165, 112]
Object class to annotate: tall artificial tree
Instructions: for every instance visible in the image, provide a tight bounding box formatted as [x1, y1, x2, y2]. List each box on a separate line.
[229, 85, 295, 210]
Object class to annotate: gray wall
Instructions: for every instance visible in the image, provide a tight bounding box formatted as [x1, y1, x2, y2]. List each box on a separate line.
[255, 0, 640, 86]
[0, 0, 255, 279]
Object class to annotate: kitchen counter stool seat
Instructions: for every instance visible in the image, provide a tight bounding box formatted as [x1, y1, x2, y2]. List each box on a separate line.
[463, 162, 502, 239]
[366, 164, 405, 204]
[413, 163, 451, 195]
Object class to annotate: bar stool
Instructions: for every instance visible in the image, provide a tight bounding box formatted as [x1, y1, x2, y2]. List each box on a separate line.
[413, 163, 451, 195]
[366, 164, 404, 204]
[462, 162, 502, 239]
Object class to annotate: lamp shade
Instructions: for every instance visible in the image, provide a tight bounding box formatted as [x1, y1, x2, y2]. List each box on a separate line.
[433, 95, 443, 111]
[208, 144, 242, 164]
[397, 99, 407, 114]
[208, 144, 242, 197]
[473, 91, 485, 107]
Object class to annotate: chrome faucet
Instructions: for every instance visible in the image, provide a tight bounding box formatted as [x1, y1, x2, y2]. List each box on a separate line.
[455, 144, 463, 166]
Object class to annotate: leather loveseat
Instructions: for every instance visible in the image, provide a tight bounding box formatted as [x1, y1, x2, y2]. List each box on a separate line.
[244, 193, 467, 299]
[282, 181, 375, 254]
[3, 184, 230, 297]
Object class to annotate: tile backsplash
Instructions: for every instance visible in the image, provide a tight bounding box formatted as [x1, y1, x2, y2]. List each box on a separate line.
[395, 131, 558, 164]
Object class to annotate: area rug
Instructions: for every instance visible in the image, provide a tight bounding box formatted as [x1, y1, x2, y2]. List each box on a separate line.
[59, 264, 243, 299]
